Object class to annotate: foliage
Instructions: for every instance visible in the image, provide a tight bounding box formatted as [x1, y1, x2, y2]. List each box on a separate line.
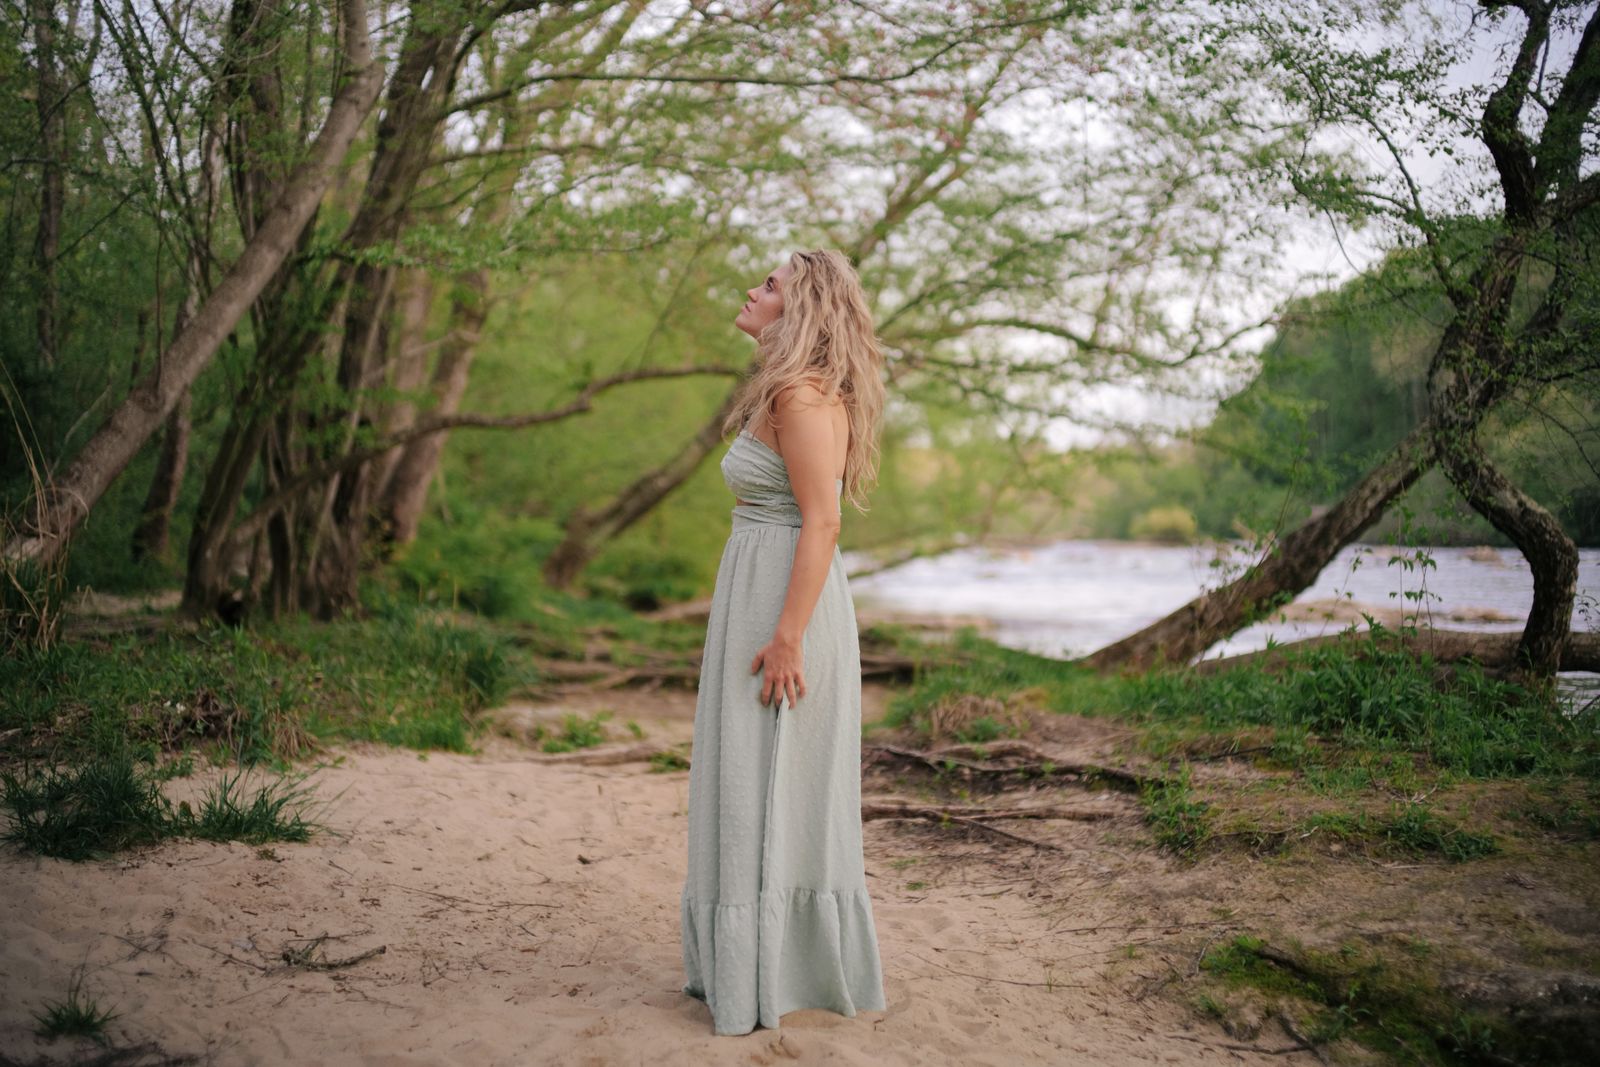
[0, 606, 534, 764]
[0, 743, 320, 861]
[31, 966, 120, 1044]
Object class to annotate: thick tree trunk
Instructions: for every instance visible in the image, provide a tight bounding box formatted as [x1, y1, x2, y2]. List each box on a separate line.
[1436, 440, 1581, 675]
[293, 14, 466, 618]
[1081, 422, 1436, 672]
[2, 0, 383, 570]
[543, 388, 745, 590]
[1420, 221, 1587, 681]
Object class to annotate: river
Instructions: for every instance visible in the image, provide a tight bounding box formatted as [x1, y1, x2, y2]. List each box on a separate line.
[844, 540, 1599, 699]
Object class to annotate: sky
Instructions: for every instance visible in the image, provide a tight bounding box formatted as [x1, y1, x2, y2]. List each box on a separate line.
[1006, 0, 1591, 450]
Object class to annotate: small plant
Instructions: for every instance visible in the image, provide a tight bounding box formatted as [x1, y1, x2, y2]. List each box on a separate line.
[1141, 765, 1212, 858]
[1, 747, 324, 860]
[649, 748, 691, 772]
[32, 966, 119, 1044]
[1, 748, 174, 860]
[178, 769, 323, 845]
[540, 711, 613, 753]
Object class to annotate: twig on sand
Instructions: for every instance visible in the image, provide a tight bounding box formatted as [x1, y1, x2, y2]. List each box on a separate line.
[281, 932, 387, 971]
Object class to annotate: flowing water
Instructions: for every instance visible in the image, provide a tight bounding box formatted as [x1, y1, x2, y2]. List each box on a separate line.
[845, 540, 1600, 702]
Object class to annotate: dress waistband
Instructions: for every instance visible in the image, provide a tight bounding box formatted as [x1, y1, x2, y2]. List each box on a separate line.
[731, 503, 803, 530]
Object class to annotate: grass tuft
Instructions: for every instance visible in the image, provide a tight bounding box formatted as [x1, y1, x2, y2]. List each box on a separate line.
[32, 965, 119, 1044]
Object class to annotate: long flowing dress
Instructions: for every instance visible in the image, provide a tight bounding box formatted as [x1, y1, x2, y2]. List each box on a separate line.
[679, 425, 888, 1036]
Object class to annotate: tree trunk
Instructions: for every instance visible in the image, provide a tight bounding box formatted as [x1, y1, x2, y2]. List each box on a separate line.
[131, 391, 191, 562]
[1081, 422, 1436, 672]
[290, 12, 466, 618]
[30, 0, 65, 373]
[376, 268, 489, 548]
[2, 0, 384, 570]
[369, 269, 436, 502]
[132, 107, 226, 564]
[543, 387, 746, 590]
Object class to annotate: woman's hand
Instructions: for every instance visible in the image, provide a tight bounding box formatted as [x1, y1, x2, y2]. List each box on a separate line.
[751, 632, 805, 711]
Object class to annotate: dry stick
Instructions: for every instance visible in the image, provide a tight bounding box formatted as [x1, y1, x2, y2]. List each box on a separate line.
[281, 933, 387, 971]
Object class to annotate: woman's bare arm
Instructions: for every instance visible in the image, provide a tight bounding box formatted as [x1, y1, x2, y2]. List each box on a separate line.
[750, 382, 843, 709]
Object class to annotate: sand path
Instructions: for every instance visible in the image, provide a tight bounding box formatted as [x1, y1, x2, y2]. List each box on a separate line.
[1, 688, 1322, 1066]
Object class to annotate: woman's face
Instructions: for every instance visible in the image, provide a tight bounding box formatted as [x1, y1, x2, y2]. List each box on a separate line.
[735, 262, 792, 339]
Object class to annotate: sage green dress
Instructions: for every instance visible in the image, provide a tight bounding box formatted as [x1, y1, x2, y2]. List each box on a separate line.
[679, 425, 888, 1036]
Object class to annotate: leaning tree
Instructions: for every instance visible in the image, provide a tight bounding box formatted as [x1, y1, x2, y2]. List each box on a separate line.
[1083, 0, 1598, 677]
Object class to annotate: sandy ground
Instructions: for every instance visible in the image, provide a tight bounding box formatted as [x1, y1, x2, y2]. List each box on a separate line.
[0, 685, 1338, 1067]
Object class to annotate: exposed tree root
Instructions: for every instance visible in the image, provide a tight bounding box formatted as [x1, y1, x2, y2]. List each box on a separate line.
[862, 800, 1116, 822]
[862, 805, 1067, 850]
[864, 741, 1157, 793]
[525, 742, 684, 765]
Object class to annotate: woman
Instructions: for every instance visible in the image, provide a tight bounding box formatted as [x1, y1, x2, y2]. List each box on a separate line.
[679, 249, 889, 1036]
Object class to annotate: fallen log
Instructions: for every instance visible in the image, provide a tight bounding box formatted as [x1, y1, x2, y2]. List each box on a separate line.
[1193, 628, 1600, 675]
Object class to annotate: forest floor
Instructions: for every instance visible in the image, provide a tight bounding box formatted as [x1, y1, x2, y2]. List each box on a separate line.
[4, 671, 1597, 1067]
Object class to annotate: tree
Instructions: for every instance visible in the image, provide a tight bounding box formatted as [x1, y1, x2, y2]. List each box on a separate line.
[2, 0, 386, 571]
[1084, 0, 1598, 676]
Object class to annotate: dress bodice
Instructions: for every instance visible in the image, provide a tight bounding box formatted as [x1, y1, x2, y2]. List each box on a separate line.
[721, 429, 843, 529]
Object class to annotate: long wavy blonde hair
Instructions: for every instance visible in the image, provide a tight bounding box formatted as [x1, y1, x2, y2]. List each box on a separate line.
[724, 249, 887, 514]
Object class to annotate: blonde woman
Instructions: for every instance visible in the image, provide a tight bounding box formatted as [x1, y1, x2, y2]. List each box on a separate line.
[679, 250, 889, 1035]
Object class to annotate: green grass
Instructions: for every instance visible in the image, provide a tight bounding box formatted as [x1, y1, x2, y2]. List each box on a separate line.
[649, 747, 691, 772]
[181, 768, 322, 845]
[32, 966, 119, 1044]
[0, 748, 173, 859]
[880, 624, 1596, 784]
[1140, 764, 1213, 859]
[1, 745, 324, 860]
[873, 622, 1597, 863]
[534, 711, 613, 754]
[0, 598, 540, 766]
[1299, 804, 1499, 862]
[1197, 933, 1541, 1064]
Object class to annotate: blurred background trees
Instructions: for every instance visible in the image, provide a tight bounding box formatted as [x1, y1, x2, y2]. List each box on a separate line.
[1, 0, 1594, 674]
